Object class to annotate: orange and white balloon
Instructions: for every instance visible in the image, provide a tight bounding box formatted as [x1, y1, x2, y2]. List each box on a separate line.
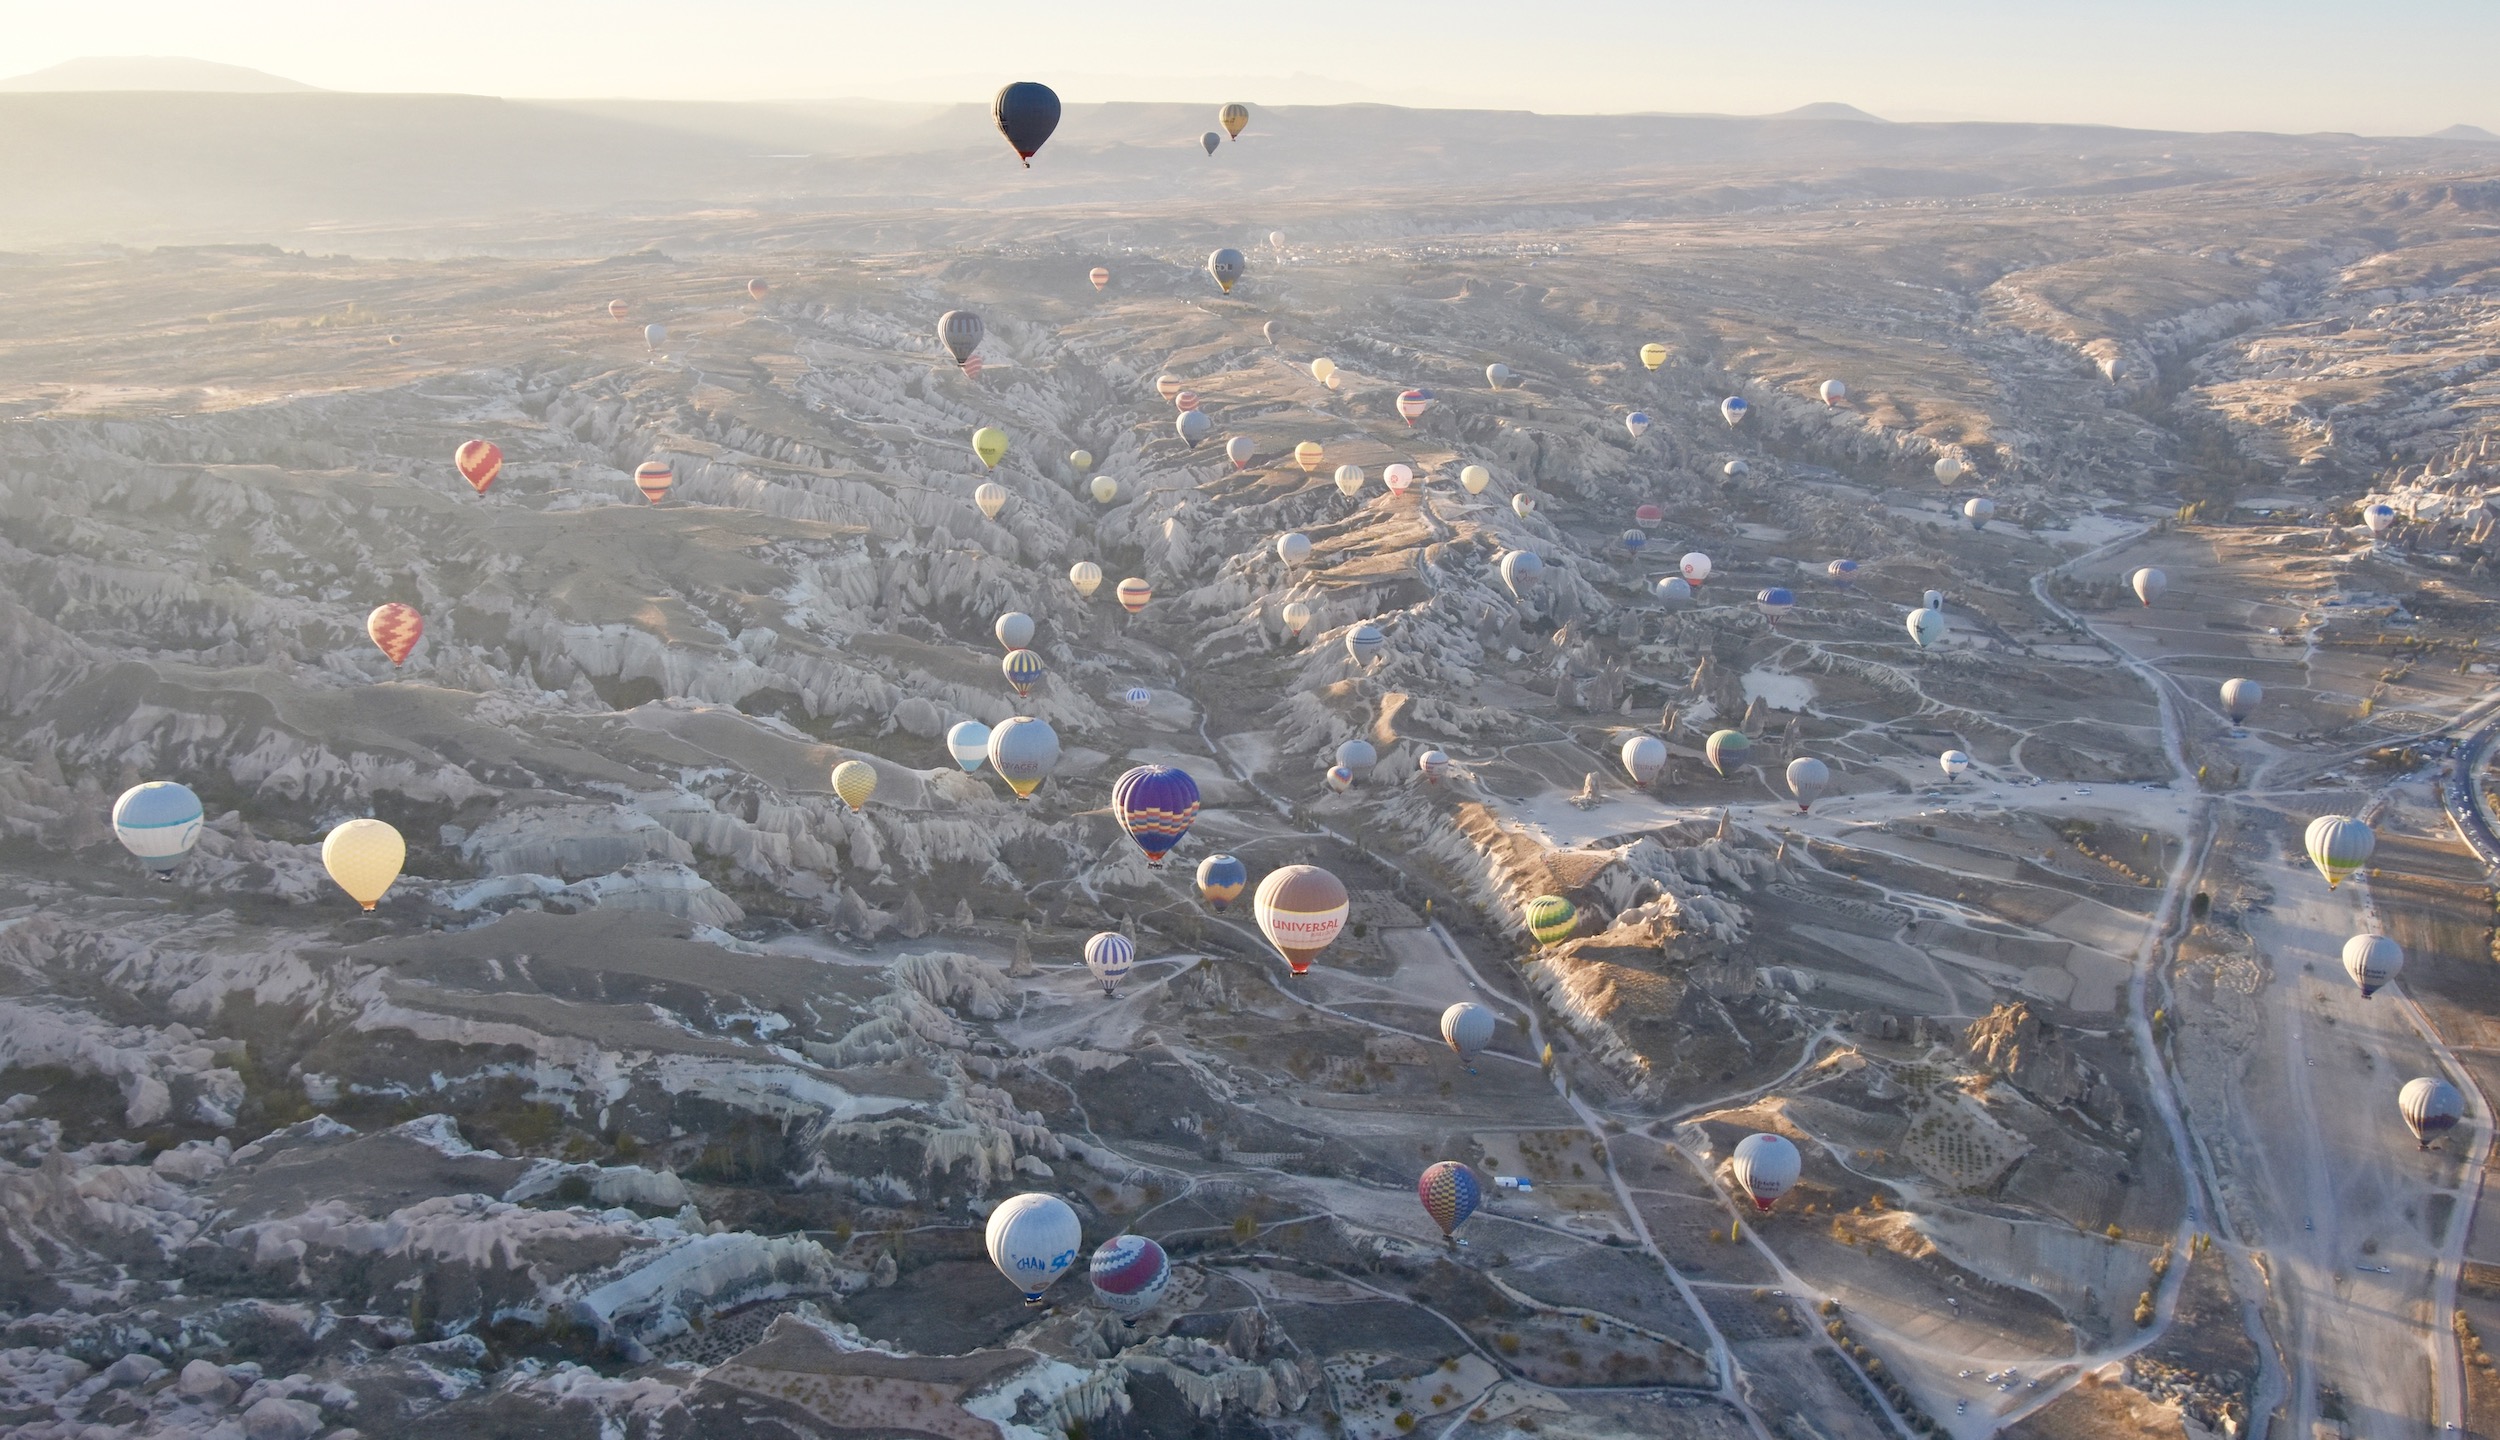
[367, 603, 423, 667]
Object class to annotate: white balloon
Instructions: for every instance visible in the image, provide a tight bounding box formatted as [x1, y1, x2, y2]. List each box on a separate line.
[986, 1193, 1083, 1303]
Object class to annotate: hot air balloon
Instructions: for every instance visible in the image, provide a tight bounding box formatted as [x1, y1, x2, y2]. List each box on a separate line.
[322, 818, 405, 912]
[992, 82, 1062, 167]
[948, 720, 992, 773]
[1418, 749, 1450, 784]
[1225, 436, 1254, 470]
[1819, 379, 1847, 406]
[366, 602, 423, 667]
[1123, 686, 1153, 710]
[607, 299, 629, 320]
[2343, 934, 2404, 997]
[1934, 455, 1967, 485]
[1069, 449, 1095, 473]
[1278, 532, 1312, 565]
[1255, 865, 1349, 974]
[1639, 343, 1668, 371]
[1200, 131, 1222, 156]
[644, 322, 667, 350]
[2220, 678, 2263, 724]
[1156, 375, 1184, 401]
[1940, 749, 1971, 780]
[1460, 465, 1490, 495]
[1177, 410, 1212, 448]
[1963, 497, 1996, 530]
[1197, 853, 1248, 912]
[1721, 397, 1749, 426]
[1486, 363, 1513, 389]
[1089, 1235, 1170, 1322]
[1786, 757, 1830, 812]
[1625, 412, 1651, 439]
[831, 760, 878, 813]
[1500, 550, 1543, 597]
[1346, 623, 1386, 666]
[1335, 739, 1377, 777]
[2401, 1076, 2464, 1148]
[1396, 389, 1433, 425]
[1419, 1161, 1481, 1239]
[1325, 764, 1353, 793]
[1112, 764, 1201, 868]
[1635, 503, 1664, 525]
[972, 427, 1008, 469]
[1084, 931, 1135, 994]
[1116, 578, 1152, 615]
[747, 278, 769, 301]
[2305, 815, 2374, 888]
[986, 1192, 1080, 1305]
[454, 440, 501, 495]
[1381, 464, 1413, 496]
[1175, 390, 1200, 412]
[1907, 608, 1945, 649]
[1442, 1003, 1495, 1070]
[1623, 529, 1648, 554]
[1680, 552, 1713, 586]
[1757, 587, 1795, 622]
[1207, 248, 1245, 293]
[1269, 230, 1288, 250]
[988, 716, 1060, 799]
[1311, 358, 1337, 385]
[996, 612, 1036, 650]
[1511, 493, 1535, 518]
[1219, 102, 1249, 138]
[1280, 601, 1313, 638]
[1334, 465, 1364, 498]
[1089, 267, 1110, 291]
[1923, 589, 1945, 611]
[634, 459, 674, 502]
[1706, 729, 1751, 778]
[1723, 459, 1750, 481]
[1263, 320, 1281, 345]
[2365, 503, 2396, 536]
[1091, 475, 1120, 504]
[113, 781, 204, 878]
[938, 310, 984, 367]
[1622, 734, 1667, 786]
[1002, 649, 1044, 698]
[1731, 1132, 1800, 1211]
[1827, 558, 1859, 584]
[2131, 567, 2167, 606]
[1069, 561, 1104, 597]
[1523, 894, 1578, 945]
[1656, 577, 1692, 605]
[1295, 440, 1324, 473]
[975, 481, 1009, 519]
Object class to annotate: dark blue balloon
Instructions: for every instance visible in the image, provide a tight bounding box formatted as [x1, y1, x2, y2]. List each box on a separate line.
[1112, 764, 1201, 868]
[994, 82, 1062, 167]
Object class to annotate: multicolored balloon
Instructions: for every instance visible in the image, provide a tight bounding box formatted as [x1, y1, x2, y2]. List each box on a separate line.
[2305, 815, 2374, 889]
[634, 459, 674, 503]
[1295, 440, 1324, 473]
[1721, 396, 1749, 426]
[1396, 389, 1433, 425]
[1112, 764, 1201, 868]
[454, 440, 501, 495]
[1219, 102, 1250, 139]
[367, 603, 423, 667]
[1757, 586, 1794, 621]
[747, 278, 769, 300]
[1706, 729, 1751, 777]
[1089, 267, 1110, 291]
[1225, 436, 1254, 470]
[1418, 1161, 1481, 1237]
[1084, 931, 1135, 994]
[1334, 464, 1364, 498]
[947, 720, 992, 773]
[1384, 464, 1414, 495]
[1625, 412, 1650, 439]
[1418, 749, 1450, 783]
[1254, 864, 1349, 975]
[1089, 1234, 1170, 1320]
[1196, 853, 1248, 912]
[1002, 648, 1045, 698]
[1116, 578, 1152, 615]
[1523, 894, 1578, 945]
[988, 716, 1060, 800]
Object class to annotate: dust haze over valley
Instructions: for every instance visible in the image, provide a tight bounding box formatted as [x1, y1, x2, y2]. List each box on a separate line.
[10, 55, 2500, 1440]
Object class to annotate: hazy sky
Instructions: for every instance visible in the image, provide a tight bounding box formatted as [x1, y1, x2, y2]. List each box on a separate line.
[4, 0, 2496, 135]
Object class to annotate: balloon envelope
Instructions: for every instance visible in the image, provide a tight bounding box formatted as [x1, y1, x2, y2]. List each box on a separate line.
[644, 323, 667, 349]
[1706, 729, 1751, 777]
[1820, 379, 1848, 406]
[996, 612, 1036, 650]
[2401, 1076, 2464, 1146]
[1622, 734, 1666, 785]
[607, 299, 629, 319]
[747, 278, 769, 300]
[1311, 358, 1337, 384]
[1294, 440, 1324, 473]
[1396, 389, 1433, 425]
[1757, 587, 1795, 619]
[1091, 475, 1120, 504]
[113, 781, 204, 875]
[974, 481, 1009, 519]
[1225, 436, 1254, 469]
[1384, 463, 1414, 495]
[1112, 764, 1202, 867]
[1335, 738, 1378, 774]
[1069, 449, 1094, 473]
[1278, 532, 1312, 565]
[1207, 248, 1245, 293]
[1486, 363, 1513, 388]
[988, 716, 1060, 799]
[986, 1192, 1081, 1303]
[1721, 396, 1749, 426]
[1523, 894, 1578, 945]
[1635, 503, 1664, 525]
[1069, 561, 1103, 596]
[1442, 1002, 1495, 1059]
[1656, 576, 1692, 606]
[1201, 131, 1222, 155]
[1460, 465, 1490, 495]
[1089, 267, 1110, 291]
[1418, 1161, 1481, 1236]
[1907, 608, 1945, 648]
[1002, 649, 1045, 697]
[972, 427, 1009, 469]
[1116, 578, 1152, 614]
[1500, 550, 1543, 597]
[1089, 1235, 1170, 1319]
[1177, 410, 1212, 447]
[1639, 342, 1669, 370]
[1940, 749, 1971, 778]
[1786, 756, 1830, 811]
[322, 818, 405, 911]
[992, 82, 1062, 166]
[454, 440, 501, 495]
[831, 760, 878, 813]
[1418, 749, 1450, 783]
[1254, 864, 1349, 974]
[1625, 412, 1650, 438]
[1334, 465, 1364, 498]
[1196, 853, 1248, 911]
[1280, 601, 1313, 637]
[1219, 102, 1249, 137]
[1622, 529, 1648, 553]
[2131, 567, 2167, 606]
[1680, 552, 1712, 585]
[1963, 497, 1996, 529]
[1511, 493, 1535, 518]
[938, 310, 985, 365]
[2343, 933, 2403, 997]
[1347, 623, 1386, 666]
[2305, 815, 2374, 888]
[1084, 931, 1135, 991]
[2220, 678, 2263, 724]
[634, 459, 674, 503]
[2365, 503, 2396, 535]
[1934, 456, 1967, 484]
[947, 720, 992, 773]
[1731, 1132, 1800, 1211]
[367, 602, 423, 667]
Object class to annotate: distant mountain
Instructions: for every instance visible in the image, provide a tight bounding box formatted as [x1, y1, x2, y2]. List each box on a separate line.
[0, 56, 317, 93]
[1774, 102, 1888, 123]
[2430, 123, 2500, 144]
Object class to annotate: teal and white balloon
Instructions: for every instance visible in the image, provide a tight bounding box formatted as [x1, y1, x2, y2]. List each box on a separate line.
[112, 781, 205, 878]
[947, 720, 992, 773]
[1940, 749, 1971, 780]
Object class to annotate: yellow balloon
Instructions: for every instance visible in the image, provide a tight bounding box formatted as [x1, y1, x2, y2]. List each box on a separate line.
[1639, 343, 1668, 371]
[322, 818, 405, 911]
[1090, 474, 1120, 504]
[831, 759, 878, 813]
[1219, 102, 1249, 139]
[971, 426, 1009, 469]
[1069, 561, 1104, 597]
[1069, 449, 1095, 473]
[1460, 465, 1490, 495]
[1294, 440, 1324, 473]
[1310, 358, 1337, 384]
